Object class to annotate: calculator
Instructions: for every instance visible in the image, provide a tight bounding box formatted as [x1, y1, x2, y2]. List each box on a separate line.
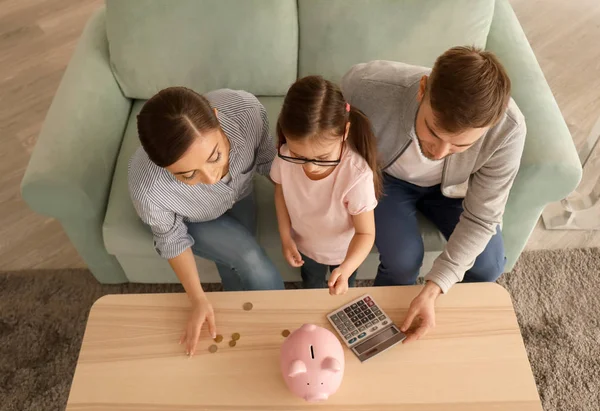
[327, 294, 406, 362]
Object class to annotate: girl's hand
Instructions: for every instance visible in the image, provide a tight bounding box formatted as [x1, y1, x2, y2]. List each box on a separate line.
[282, 237, 304, 267]
[179, 295, 217, 357]
[328, 266, 351, 295]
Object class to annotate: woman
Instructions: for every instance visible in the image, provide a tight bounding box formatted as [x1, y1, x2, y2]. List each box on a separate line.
[129, 87, 284, 357]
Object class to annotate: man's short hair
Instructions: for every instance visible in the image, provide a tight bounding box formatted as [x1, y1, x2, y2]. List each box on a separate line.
[428, 46, 511, 133]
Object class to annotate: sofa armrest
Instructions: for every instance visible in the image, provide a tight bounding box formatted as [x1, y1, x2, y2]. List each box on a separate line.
[21, 8, 132, 282]
[486, 0, 582, 269]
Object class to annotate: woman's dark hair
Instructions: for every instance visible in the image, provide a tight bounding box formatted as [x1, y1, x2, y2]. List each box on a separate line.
[137, 86, 219, 168]
[277, 75, 382, 198]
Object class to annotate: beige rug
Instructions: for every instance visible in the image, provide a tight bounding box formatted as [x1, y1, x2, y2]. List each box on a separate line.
[0, 248, 598, 411]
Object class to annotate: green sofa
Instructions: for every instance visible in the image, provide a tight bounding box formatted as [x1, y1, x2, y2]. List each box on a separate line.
[21, 0, 581, 284]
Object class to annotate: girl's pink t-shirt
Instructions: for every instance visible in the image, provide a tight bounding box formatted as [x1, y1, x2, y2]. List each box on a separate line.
[271, 144, 378, 265]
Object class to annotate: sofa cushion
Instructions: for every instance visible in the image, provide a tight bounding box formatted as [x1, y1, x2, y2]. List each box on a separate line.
[105, 0, 298, 99]
[298, 0, 495, 82]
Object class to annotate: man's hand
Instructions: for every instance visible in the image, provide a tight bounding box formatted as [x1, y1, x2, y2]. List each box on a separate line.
[282, 237, 304, 267]
[401, 281, 442, 343]
[179, 295, 217, 357]
[328, 265, 352, 296]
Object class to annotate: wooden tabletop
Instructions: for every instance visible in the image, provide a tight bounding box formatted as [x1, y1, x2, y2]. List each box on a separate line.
[66, 284, 542, 410]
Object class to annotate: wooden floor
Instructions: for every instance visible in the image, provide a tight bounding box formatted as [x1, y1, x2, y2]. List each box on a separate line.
[1, 0, 599, 271]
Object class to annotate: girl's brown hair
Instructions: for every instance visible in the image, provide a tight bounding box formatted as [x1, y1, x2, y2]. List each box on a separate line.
[137, 86, 219, 167]
[276, 75, 382, 198]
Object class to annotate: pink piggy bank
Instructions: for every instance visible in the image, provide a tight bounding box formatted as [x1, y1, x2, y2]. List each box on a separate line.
[280, 324, 345, 402]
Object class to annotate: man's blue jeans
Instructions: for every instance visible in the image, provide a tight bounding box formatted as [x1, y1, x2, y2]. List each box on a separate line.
[374, 173, 506, 286]
[186, 192, 284, 291]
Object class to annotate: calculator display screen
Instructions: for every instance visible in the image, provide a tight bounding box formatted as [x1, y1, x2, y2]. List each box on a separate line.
[354, 327, 398, 355]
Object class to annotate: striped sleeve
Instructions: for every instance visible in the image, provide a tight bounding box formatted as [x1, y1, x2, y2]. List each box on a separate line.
[130, 193, 194, 259]
[255, 103, 277, 177]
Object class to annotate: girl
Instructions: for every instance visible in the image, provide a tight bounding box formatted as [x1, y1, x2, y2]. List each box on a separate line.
[271, 76, 381, 295]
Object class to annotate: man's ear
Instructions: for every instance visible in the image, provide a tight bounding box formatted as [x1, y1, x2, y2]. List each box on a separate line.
[343, 121, 350, 141]
[417, 75, 428, 103]
[213, 108, 219, 118]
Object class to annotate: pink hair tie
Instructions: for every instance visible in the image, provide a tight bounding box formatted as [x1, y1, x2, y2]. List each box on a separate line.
[345, 103, 351, 112]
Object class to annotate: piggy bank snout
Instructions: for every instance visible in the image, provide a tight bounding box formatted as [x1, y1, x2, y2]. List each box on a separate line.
[306, 392, 329, 402]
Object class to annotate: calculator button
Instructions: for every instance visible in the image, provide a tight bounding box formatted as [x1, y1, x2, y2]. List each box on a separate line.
[351, 303, 358, 309]
[361, 305, 370, 312]
[358, 332, 367, 339]
[357, 312, 365, 319]
[344, 307, 353, 314]
[367, 314, 375, 320]
[357, 300, 366, 306]
[378, 315, 386, 321]
[371, 326, 379, 332]
[372, 318, 380, 324]
[338, 312, 348, 319]
[367, 300, 375, 307]
[365, 321, 372, 327]
[372, 309, 382, 316]
[332, 317, 342, 324]
[350, 316, 358, 323]
[344, 333, 352, 339]
[364, 296, 372, 302]
[360, 318, 369, 325]
[351, 330, 359, 336]
[382, 320, 389, 326]
[353, 309, 362, 315]
[348, 337, 357, 344]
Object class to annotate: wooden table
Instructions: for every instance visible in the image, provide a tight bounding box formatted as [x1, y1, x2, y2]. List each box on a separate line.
[66, 284, 543, 410]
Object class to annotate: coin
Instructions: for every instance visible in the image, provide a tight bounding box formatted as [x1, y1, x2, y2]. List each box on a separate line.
[243, 302, 253, 311]
[213, 334, 223, 343]
[231, 332, 240, 341]
[282, 329, 290, 338]
[208, 345, 218, 353]
[229, 340, 237, 347]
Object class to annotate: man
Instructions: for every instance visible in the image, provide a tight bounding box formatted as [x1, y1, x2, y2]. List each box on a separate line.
[341, 46, 526, 342]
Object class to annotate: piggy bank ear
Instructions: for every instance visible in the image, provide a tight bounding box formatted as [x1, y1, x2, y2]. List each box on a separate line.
[288, 360, 307, 378]
[321, 357, 342, 373]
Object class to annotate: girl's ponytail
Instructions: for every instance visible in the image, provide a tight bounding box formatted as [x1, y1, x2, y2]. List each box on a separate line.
[347, 106, 382, 198]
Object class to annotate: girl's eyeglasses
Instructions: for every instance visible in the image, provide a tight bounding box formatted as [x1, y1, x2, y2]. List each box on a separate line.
[278, 140, 345, 167]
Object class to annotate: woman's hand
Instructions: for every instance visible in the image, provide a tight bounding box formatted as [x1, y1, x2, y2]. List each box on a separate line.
[179, 295, 217, 357]
[328, 265, 351, 295]
[282, 237, 304, 267]
[401, 281, 441, 343]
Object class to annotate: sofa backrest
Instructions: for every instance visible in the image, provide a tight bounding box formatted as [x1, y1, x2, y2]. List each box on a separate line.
[105, 0, 298, 99]
[298, 0, 496, 83]
[105, 0, 495, 99]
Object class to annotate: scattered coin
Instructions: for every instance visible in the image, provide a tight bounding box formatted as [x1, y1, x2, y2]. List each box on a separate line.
[231, 332, 240, 341]
[208, 345, 218, 353]
[213, 334, 223, 343]
[243, 302, 253, 311]
[229, 340, 237, 347]
[282, 329, 290, 338]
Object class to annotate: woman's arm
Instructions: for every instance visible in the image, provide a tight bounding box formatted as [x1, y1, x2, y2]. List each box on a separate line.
[169, 248, 216, 357]
[274, 183, 303, 267]
[329, 210, 375, 294]
[169, 248, 206, 303]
